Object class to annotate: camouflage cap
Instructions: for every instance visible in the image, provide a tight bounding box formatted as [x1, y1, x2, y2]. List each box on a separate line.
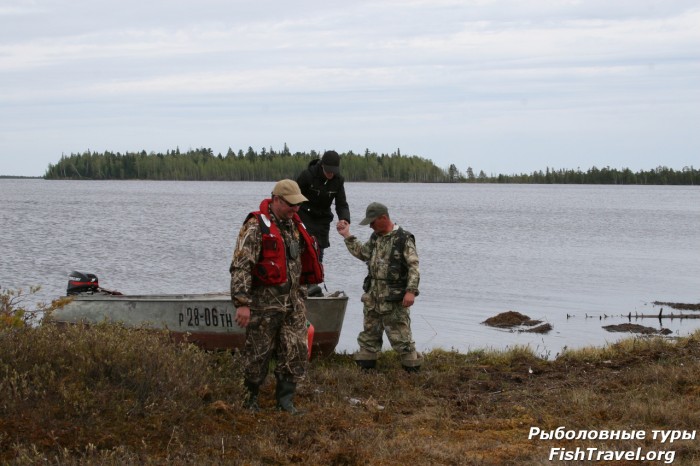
[272, 179, 308, 205]
[359, 202, 388, 225]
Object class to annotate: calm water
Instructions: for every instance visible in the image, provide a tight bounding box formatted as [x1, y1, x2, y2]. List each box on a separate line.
[2, 179, 699, 358]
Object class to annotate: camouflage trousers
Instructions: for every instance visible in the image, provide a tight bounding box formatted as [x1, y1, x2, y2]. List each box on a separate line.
[242, 307, 308, 386]
[357, 300, 416, 356]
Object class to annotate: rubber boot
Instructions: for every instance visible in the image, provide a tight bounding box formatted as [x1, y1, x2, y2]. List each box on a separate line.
[355, 359, 377, 370]
[243, 381, 260, 412]
[401, 351, 422, 373]
[353, 348, 378, 371]
[275, 378, 299, 414]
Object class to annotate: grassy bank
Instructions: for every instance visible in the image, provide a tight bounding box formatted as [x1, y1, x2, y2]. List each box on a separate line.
[1, 321, 699, 465]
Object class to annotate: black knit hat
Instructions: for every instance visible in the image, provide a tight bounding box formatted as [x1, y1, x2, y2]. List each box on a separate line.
[321, 150, 340, 174]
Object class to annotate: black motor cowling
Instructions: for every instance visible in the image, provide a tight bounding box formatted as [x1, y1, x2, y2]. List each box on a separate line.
[307, 284, 324, 297]
[67, 271, 99, 296]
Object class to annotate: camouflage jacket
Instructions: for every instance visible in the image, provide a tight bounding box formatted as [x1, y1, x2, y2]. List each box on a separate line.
[229, 206, 306, 312]
[344, 225, 420, 305]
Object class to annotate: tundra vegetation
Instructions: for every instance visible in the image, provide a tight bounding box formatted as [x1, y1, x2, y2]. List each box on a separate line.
[2, 288, 699, 465]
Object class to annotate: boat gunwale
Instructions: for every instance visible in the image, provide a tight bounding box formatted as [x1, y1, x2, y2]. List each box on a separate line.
[67, 293, 349, 303]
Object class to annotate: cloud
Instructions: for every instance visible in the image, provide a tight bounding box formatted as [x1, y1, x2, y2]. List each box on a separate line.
[1, 0, 699, 176]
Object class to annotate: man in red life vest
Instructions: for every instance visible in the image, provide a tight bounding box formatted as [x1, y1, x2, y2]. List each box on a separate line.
[230, 180, 323, 413]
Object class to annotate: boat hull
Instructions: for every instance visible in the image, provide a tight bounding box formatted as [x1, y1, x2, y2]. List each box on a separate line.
[48, 293, 348, 358]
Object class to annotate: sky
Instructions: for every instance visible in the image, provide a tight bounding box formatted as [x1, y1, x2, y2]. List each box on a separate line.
[1, 0, 699, 177]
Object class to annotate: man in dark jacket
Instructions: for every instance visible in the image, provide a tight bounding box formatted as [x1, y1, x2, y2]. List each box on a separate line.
[296, 150, 351, 262]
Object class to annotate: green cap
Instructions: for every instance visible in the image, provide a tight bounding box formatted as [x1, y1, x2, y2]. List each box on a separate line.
[359, 202, 388, 225]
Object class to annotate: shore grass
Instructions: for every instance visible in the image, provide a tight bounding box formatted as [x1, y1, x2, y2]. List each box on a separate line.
[1, 320, 699, 465]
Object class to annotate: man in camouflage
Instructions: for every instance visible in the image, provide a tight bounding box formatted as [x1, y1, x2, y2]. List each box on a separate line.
[230, 179, 319, 413]
[336, 202, 422, 371]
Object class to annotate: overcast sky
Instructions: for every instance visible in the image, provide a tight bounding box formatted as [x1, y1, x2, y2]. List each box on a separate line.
[1, 0, 698, 177]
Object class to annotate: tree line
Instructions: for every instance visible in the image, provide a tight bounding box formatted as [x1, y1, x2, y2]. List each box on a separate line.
[458, 165, 698, 185]
[43, 146, 697, 184]
[44, 146, 448, 182]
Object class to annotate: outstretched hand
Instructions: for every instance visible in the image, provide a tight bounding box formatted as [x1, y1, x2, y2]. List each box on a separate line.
[336, 220, 351, 238]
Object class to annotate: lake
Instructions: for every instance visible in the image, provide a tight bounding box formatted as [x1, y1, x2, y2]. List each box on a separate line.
[2, 179, 699, 358]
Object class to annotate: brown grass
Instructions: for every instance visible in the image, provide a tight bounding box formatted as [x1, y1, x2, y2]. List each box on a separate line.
[1, 321, 699, 465]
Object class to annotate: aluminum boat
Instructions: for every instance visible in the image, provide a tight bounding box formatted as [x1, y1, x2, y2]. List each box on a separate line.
[48, 272, 348, 358]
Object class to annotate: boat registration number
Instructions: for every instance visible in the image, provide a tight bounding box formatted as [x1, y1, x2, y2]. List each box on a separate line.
[179, 306, 235, 328]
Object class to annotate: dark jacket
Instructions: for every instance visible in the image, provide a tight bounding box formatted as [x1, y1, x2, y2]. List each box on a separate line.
[296, 159, 351, 249]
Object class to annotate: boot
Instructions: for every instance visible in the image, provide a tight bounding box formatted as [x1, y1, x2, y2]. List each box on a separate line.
[355, 359, 377, 370]
[353, 348, 378, 370]
[243, 381, 260, 412]
[401, 351, 422, 373]
[275, 378, 299, 414]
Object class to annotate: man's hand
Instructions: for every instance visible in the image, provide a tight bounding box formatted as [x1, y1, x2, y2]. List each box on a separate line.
[336, 220, 351, 238]
[402, 291, 416, 308]
[235, 306, 251, 328]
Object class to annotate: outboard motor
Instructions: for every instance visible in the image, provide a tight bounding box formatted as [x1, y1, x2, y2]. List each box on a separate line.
[307, 284, 324, 297]
[67, 271, 99, 296]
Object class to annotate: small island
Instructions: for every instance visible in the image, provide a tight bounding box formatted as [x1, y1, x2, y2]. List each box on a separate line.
[41, 146, 699, 184]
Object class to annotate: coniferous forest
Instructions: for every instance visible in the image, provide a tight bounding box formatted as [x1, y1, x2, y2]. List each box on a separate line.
[43, 145, 698, 184]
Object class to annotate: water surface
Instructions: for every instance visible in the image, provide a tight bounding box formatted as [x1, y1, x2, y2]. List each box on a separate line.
[2, 179, 699, 358]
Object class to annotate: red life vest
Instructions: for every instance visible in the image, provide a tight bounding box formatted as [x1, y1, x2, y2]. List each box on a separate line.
[246, 199, 324, 286]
